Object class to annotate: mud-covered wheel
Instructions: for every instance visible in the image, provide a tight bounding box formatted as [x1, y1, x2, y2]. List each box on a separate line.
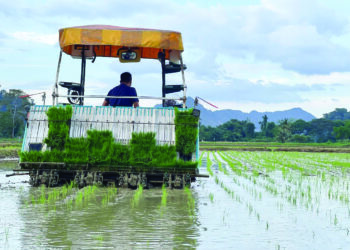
[128, 174, 138, 188]
[48, 170, 59, 187]
[117, 175, 124, 187]
[40, 171, 49, 186]
[163, 172, 169, 187]
[29, 170, 39, 187]
[174, 175, 183, 189]
[93, 172, 103, 186]
[184, 173, 191, 187]
[140, 174, 147, 188]
[74, 172, 81, 187]
[84, 172, 94, 186]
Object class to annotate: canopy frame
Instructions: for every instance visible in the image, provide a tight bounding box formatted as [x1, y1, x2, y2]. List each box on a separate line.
[53, 25, 187, 108]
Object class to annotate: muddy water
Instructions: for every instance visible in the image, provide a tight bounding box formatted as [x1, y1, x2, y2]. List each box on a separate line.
[1, 158, 350, 249]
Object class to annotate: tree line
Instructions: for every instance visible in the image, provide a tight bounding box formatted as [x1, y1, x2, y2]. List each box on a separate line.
[200, 108, 350, 143]
[0, 88, 33, 138]
[1, 87, 350, 143]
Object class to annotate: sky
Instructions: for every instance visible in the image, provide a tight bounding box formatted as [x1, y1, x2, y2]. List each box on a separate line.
[1, 0, 350, 117]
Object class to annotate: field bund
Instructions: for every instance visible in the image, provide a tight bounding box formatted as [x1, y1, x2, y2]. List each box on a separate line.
[200, 141, 350, 153]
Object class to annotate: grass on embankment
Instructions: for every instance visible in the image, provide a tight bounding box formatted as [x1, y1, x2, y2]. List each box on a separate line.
[0, 139, 21, 159]
[200, 141, 350, 153]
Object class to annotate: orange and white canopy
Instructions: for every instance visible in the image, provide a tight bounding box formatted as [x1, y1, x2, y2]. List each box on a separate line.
[59, 25, 183, 60]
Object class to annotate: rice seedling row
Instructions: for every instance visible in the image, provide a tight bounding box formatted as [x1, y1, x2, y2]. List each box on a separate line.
[204, 150, 350, 236]
[205, 152, 266, 225]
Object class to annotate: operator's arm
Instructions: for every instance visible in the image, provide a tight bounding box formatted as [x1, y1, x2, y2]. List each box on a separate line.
[132, 88, 139, 108]
[102, 99, 109, 106]
[103, 90, 111, 106]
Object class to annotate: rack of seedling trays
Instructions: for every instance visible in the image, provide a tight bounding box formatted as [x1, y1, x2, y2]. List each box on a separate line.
[16, 105, 206, 188]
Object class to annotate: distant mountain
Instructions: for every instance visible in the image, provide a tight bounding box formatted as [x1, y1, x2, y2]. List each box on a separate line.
[184, 97, 316, 130]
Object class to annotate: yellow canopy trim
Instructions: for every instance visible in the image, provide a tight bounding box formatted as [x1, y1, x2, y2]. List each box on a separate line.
[59, 25, 183, 60]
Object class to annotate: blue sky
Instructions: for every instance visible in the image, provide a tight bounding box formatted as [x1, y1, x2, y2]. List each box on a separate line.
[1, 0, 350, 117]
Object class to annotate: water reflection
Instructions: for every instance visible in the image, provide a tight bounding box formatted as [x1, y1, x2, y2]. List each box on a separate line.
[19, 185, 200, 249]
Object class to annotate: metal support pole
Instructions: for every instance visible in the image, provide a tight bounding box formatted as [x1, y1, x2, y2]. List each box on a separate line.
[80, 50, 86, 105]
[160, 52, 166, 107]
[180, 55, 187, 108]
[57, 94, 183, 101]
[53, 50, 62, 106]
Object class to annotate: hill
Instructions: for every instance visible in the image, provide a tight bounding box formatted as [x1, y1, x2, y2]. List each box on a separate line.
[185, 97, 316, 130]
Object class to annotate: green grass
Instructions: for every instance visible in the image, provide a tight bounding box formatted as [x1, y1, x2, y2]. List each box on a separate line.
[0, 147, 20, 158]
[0, 139, 21, 158]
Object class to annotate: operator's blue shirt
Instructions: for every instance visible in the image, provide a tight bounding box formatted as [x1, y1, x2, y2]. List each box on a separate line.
[106, 83, 139, 107]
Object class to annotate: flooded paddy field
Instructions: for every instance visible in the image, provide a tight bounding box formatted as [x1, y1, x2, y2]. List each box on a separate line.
[1, 151, 350, 249]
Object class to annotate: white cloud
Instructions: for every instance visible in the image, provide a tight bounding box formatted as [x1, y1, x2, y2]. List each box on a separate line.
[10, 32, 57, 45]
[1, 0, 350, 116]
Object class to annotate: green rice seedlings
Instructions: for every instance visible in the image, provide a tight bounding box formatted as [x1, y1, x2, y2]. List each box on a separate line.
[206, 152, 213, 176]
[75, 190, 84, 206]
[256, 212, 261, 222]
[247, 202, 253, 216]
[83, 185, 98, 203]
[101, 186, 118, 206]
[47, 188, 60, 204]
[88, 130, 115, 165]
[184, 186, 195, 218]
[131, 184, 143, 208]
[66, 198, 73, 210]
[93, 234, 104, 242]
[209, 193, 214, 203]
[218, 152, 242, 176]
[101, 196, 108, 206]
[30, 194, 36, 205]
[130, 132, 156, 165]
[334, 214, 338, 226]
[4, 225, 9, 242]
[151, 144, 177, 168]
[38, 185, 46, 204]
[107, 187, 118, 202]
[198, 152, 204, 167]
[161, 184, 167, 207]
[214, 176, 219, 185]
[213, 152, 224, 172]
[60, 185, 68, 199]
[160, 184, 168, 216]
[45, 105, 73, 151]
[64, 137, 89, 164]
[174, 108, 199, 159]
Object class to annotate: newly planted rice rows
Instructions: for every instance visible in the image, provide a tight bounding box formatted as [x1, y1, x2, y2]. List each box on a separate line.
[6, 180, 198, 248]
[200, 151, 350, 248]
[20, 181, 196, 222]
